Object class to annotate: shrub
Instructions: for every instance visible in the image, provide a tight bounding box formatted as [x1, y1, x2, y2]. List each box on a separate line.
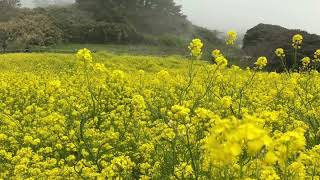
[157, 34, 185, 47]
[4, 14, 62, 49]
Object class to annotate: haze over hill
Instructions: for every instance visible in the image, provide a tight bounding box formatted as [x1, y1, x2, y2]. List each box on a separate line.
[175, 0, 320, 35]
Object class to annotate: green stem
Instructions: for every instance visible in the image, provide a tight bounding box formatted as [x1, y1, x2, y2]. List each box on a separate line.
[283, 143, 289, 180]
[293, 48, 298, 70]
[179, 58, 196, 104]
[238, 70, 257, 118]
[280, 57, 289, 74]
[186, 126, 198, 179]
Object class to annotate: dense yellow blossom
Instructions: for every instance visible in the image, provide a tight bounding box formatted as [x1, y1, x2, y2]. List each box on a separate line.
[260, 167, 280, 180]
[220, 96, 232, 108]
[76, 48, 93, 63]
[1, 44, 320, 179]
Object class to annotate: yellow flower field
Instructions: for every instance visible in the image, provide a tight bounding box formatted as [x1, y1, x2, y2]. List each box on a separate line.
[0, 49, 320, 179]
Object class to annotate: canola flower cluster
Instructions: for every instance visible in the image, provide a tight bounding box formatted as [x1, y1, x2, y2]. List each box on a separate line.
[76, 48, 93, 63]
[292, 34, 303, 49]
[315, 49, 320, 62]
[188, 38, 204, 59]
[211, 49, 228, 68]
[226, 30, 238, 46]
[255, 56, 268, 69]
[0, 37, 320, 179]
[301, 57, 311, 67]
[275, 48, 285, 58]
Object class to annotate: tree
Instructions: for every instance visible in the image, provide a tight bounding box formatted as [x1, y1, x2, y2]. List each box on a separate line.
[75, 0, 183, 21]
[0, 0, 20, 9]
[3, 14, 62, 49]
[0, 0, 21, 21]
[75, 0, 186, 36]
[0, 22, 14, 51]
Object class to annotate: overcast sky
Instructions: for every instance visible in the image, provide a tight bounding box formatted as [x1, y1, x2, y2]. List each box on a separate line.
[175, 0, 320, 35]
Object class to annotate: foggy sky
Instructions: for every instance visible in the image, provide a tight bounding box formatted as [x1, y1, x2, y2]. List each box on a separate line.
[176, 0, 320, 35]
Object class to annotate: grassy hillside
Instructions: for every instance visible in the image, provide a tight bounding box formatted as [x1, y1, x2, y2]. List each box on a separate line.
[0, 52, 320, 179]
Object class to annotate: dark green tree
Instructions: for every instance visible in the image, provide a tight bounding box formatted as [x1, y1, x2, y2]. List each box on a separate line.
[75, 0, 183, 21]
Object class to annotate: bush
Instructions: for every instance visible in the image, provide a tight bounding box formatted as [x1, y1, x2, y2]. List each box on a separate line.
[95, 21, 140, 43]
[193, 26, 222, 45]
[0, 7, 20, 21]
[34, 6, 96, 43]
[3, 14, 62, 49]
[0, 22, 14, 50]
[157, 34, 185, 47]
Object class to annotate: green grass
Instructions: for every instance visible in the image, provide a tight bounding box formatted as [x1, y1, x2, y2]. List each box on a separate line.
[48, 43, 249, 67]
[0, 52, 207, 74]
[16, 42, 249, 69]
[49, 43, 187, 57]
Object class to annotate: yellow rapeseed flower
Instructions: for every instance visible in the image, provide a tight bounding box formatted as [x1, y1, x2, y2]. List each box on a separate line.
[211, 49, 222, 59]
[76, 48, 93, 63]
[314, 49, 320, 62]
[301, 57, 311, 67]
[260, 167, 280, 180]
[292, 34, 303, 49]
[226, 30, 237, 46]
[275, 48, 285, 58]
[255, 56, 268, 69]
[220, 96, 232, 108]
[188, 38, 203, 59]
[215, 56, 228, 67]
[2, 46, 320, 179]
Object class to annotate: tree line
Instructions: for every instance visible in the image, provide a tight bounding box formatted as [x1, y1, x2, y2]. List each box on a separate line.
[0, 0, 223, 53]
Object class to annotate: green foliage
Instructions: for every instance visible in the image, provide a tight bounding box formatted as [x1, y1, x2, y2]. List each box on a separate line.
[0, 1, 21, 21]
[193, 26, 222, 45]
[94, 21, 141, 43]
[1, 14, 62, 49]
[76, 0, 184, 21]
[0, 22, 14, 50]
[36, 6, 142, 44]
[157, 35, 185, 47]
[0, 0, 227, 61]
[75, 0, 189, 38]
